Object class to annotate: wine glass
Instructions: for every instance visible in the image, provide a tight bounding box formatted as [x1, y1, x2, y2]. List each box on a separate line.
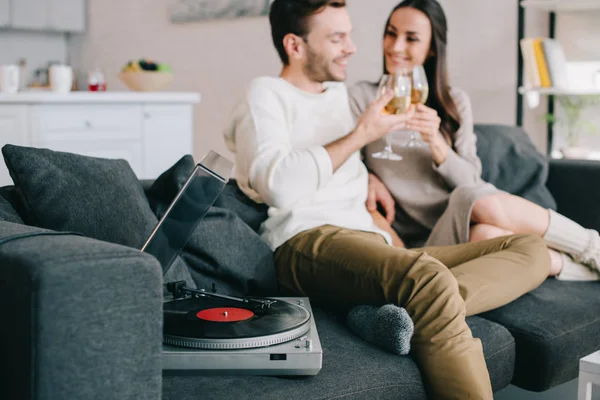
[371, 70, 412, 161]
[403, 65, 430, 148]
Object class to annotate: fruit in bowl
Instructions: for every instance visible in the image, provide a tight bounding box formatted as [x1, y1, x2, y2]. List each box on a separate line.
[119, 58, 173, 91]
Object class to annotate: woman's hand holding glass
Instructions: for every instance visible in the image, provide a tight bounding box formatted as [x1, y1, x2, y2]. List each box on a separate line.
[371, 70, 413, 161]
[405, 103, 449, 164]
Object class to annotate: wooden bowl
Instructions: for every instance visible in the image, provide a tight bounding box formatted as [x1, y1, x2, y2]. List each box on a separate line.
[119, 71, 174, 92]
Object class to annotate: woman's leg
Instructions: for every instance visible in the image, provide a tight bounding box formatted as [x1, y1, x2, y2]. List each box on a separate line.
[468, 223, 563, 276]
[471, 193, 600, 271]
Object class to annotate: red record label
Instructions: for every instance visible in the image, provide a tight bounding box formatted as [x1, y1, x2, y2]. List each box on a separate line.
[196, 307, 254, 322]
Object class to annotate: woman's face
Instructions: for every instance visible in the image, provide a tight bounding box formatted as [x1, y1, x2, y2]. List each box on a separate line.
[383, 7, 433, 74]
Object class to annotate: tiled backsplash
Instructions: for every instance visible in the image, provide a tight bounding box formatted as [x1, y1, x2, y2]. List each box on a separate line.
[0, 30, 67, 87]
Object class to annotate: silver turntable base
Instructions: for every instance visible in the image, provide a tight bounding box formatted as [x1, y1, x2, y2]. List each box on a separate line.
[162, 297, 323, 376]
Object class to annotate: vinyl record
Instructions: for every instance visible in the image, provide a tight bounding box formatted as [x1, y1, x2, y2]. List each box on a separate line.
[163, 296, 312, 349]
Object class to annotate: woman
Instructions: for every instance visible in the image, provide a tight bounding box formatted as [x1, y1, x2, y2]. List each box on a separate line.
[349, 0, 600, 281]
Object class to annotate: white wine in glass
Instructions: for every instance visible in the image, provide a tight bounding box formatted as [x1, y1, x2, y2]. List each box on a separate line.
[372, 71, 412, 161]
[404, 65, 430, 148]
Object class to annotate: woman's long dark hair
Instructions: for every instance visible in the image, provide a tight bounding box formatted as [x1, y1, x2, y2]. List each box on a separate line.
[383, 0, 461, 145]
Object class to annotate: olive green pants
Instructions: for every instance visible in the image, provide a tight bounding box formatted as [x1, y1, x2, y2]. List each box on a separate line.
[274, 226, 550, 400]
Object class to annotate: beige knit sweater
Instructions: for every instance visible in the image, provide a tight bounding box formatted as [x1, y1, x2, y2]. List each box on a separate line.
[348, 81, 485, 242]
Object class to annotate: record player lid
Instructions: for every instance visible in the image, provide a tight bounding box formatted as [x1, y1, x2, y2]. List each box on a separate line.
[141, 151, 233, 277]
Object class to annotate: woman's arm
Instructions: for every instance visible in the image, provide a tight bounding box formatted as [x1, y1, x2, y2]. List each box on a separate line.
[431, 88, 483, 188]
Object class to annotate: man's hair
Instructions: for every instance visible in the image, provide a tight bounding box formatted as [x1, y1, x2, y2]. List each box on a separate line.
[269, 0, 347, 65]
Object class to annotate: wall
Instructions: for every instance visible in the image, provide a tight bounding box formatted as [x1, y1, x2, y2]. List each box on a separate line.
[69, 0, 533, 160]
[0, 29, 67, 85]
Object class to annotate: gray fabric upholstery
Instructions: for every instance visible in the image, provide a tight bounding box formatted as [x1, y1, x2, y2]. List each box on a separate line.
[0, 190, 22, 223]
[145, 156, 278, 297]
[182, 206, 278, 297]
[163, 313, 515, 400]
[215, 181, 269, 233]
[481, 278, 600, 392]
[2, 144, 159, 249]
[474, 124, 556, 210]
[0, 221, 163, 400]
[547, 159, 600, 232]
[1, 128, 597, 399]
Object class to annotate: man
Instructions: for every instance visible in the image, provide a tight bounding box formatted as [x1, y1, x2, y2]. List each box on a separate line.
[224, 1, 549, 399]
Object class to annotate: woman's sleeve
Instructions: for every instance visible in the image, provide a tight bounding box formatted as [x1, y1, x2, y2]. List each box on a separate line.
[348, 82, 372, 160]
[433, 88, 483, 188]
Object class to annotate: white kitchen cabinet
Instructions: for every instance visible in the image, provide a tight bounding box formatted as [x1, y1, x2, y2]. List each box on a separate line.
[11, 0, 49, 30]
[142, 105, 193, 179]
[0, 92, 201, 186]
[0, 106, 29, 186]
[9, 0, 86, 32]
[0, 0, 10, 27]
[48, 0, 85, 32]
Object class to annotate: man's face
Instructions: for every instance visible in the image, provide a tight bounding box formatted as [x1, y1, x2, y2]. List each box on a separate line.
[301, 6, 356, 82]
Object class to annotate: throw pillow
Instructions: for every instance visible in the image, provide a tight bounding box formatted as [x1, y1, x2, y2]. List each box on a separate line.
[146, 154, 196, 219]
[2, 144, 158, 249]
[147, 156, 278, 297]
[0, 189, 23, 224]
[474, 124, 557, 210]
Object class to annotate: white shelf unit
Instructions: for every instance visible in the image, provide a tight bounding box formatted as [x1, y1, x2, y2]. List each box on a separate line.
[521, 0, 600, 12]
[518, 87, 600, 96]
[517, 1, 600, 156]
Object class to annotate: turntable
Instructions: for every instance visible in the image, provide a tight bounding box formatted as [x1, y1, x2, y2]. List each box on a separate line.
[161, 283, 322, 376]
[138, 151, 322, 376]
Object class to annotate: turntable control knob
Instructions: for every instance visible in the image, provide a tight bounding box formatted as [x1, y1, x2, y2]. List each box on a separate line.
[223, 311, 228, 317]
[305, 339, 312, 349]
[297, 299, 304, 305]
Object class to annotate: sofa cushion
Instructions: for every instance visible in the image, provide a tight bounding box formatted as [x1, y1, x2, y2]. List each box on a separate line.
[146, 155, 278, 297]
[146, 154, 196, 219]
[163, 310, 514, 400]
[0, 190, 23, 224]
[2, 145, 158, 249]
[215, 181, 268, 233]
[474, 124, 556, 210]
[481, 278, 600, 391]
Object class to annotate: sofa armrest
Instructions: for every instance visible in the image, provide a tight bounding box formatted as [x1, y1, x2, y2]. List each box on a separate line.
[0, 222, 163, 400]
[547, 159, 600, 232]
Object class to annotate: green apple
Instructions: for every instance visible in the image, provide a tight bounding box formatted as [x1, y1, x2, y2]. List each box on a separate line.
[157, 64, 172, 73]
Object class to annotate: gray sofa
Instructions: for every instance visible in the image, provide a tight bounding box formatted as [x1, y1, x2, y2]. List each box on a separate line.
[1, 124, 599, 400]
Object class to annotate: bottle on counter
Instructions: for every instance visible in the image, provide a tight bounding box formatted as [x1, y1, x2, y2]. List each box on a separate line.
[88, 68, 107, 92]
[18, 58, 27, 91]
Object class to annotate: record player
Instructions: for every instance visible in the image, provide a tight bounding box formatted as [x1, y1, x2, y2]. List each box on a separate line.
[161, 282, 322, 376]
[139, 151, 323, 376]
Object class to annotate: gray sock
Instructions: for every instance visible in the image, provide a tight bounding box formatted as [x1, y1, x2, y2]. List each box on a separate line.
[346, 304, 414, 356]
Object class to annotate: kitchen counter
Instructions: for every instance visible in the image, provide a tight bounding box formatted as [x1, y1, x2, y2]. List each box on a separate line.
[0, 91, 201, 104]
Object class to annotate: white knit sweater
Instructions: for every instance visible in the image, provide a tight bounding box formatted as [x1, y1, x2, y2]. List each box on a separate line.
[224, 76, 391, 250]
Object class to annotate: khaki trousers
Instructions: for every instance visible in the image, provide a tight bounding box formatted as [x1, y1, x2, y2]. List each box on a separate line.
[274, 226, 550, 400]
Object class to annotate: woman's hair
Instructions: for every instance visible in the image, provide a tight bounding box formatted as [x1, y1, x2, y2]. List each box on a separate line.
[383, 0, 461, 145]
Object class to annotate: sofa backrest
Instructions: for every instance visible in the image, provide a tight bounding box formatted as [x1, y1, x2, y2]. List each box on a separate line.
[0, 187, 23, 224]
[474, 124, 556, 210]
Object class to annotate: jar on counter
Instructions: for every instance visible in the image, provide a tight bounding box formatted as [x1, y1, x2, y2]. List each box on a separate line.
[88, 68, 107, 91]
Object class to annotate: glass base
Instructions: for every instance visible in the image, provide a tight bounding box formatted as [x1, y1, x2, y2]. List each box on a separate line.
[404, 139, 428, 148]
[372, 150, 403, 161]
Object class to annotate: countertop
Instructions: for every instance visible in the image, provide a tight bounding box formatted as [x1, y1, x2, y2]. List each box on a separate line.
[0, 91, 201, 104]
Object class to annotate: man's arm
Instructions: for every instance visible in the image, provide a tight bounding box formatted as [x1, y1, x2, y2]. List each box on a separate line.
[325, 90, 413, 172]
[235, 82, 412, 209]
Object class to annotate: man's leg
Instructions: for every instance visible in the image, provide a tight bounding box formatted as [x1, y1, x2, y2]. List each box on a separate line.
[275, 225, 493, 400]
[414, 234, 550, 316]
